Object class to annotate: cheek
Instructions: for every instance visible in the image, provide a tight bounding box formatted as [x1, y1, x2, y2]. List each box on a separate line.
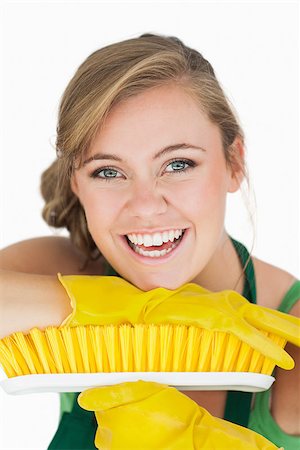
[172, 171, 228, 218]
[204, 160, 230, 207]
[79, 189, 123, 234]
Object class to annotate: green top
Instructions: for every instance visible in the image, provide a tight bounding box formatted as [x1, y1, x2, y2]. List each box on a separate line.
[49, 239, 300, 449]
[248, 280, 300, 449]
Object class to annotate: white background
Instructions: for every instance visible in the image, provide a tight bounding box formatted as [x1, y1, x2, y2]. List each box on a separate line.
[0, 1, 299, 449]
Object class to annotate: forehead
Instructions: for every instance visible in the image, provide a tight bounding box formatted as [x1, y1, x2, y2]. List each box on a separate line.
[89, 84, 222, 158]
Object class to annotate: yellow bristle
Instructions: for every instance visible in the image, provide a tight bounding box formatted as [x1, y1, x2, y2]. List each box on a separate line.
[0, 340, 18, 377]
[75, 326, 97, 373]
[102, 325, 121, 372]
[261, 360, 276, 375]
[119, 325, 133, 371]
[2, 337, 31, 375]
[89, 326, 109, 372]
[60, 327, 80, 373]
[235, 343, 254, 372]
[0, 324, 288, 379]
[184, 326, 199, 371]
[222, 334, 242, 371]
[185, 326, 201, 371]
[147, 324, 160, 371]
[261, 333, 286, 375]
[86, 325, 98, 372]
[132, 324, 147, 371]
[70, 327, 85, 372]
[250, 330, 270, 374]
[211, 332, 228, 371]
[171, 325, 188, 371]
[30, 328, 57, 374]
[45, 327, 71, 373]
[196, 329, 213, 371]
[11, 332, 43, 374]
[248, 350, 265, 373]
[159, 325, 174, 371]
[75, 326, 88, 371]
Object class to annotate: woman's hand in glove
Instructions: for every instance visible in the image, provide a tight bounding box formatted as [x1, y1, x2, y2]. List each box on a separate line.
[78, 380, 281, 450]
[58, 274, 300, 369]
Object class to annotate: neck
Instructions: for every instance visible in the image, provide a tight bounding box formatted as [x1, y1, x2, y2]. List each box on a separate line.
[191, 232, 245, 294]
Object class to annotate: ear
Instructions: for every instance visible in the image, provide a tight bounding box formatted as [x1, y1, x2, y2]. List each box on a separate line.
[227, 137, 245, 193]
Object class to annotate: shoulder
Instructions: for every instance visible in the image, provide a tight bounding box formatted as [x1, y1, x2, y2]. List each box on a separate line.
[252, 256, 299, 311]
[252, 257, 300, 435]
[0, 236, 106, 276]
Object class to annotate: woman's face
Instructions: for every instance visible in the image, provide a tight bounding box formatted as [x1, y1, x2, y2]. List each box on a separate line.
[71, 84, 241, 290]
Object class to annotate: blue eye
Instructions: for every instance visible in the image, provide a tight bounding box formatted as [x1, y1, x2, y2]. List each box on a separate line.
[90, 159, 196, 182]
[91, 167, 122, 181]
[165, 159, 195, 173]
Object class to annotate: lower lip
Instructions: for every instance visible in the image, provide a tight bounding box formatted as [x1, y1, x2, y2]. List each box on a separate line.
[120, 229, 189, 265]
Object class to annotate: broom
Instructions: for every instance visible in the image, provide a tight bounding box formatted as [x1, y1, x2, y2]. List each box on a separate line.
[0, 323, 286, 378]
[0, 274, 298, 393]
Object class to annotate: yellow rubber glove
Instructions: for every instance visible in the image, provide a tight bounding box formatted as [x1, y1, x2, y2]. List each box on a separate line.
[58, 274, 300, 370]
[78, 380, 281, 450]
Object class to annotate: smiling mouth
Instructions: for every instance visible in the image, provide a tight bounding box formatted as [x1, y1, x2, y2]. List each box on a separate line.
[125, 230, 186, 258]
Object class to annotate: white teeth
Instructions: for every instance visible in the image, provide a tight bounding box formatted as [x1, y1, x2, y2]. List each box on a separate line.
[152, 233, 163, 246]
[131, 243, 176, 257]
[133, 246, 142, 255]
[162, 231, 169, 243]
[149, 250, 162, 257]
[127, 229, 184, 247]
[168, 230, 175, 242]
[143, 235, 153, 247]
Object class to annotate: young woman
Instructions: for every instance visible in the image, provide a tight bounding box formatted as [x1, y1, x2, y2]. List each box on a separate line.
[0, 33, 299, 449]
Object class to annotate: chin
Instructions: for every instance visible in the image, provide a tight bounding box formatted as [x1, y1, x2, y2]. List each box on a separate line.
[128, 273, 187, 292]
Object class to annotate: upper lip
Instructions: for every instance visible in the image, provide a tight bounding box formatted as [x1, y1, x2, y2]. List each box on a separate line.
[122, 228, 187, 235]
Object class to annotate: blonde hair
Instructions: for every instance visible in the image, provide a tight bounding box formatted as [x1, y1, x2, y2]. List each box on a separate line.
[41, 33, 246, 267]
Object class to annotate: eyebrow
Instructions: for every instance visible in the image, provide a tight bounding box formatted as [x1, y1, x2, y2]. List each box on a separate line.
[83, 143, 206, 166]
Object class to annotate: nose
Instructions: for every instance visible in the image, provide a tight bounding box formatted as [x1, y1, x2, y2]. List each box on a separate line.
[125, 180, 168, 219]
